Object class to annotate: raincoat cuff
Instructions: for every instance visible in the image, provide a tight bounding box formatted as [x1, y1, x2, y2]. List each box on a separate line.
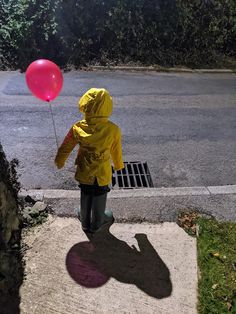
[54, 159, 64, 169]
[113, 162, 124, 171]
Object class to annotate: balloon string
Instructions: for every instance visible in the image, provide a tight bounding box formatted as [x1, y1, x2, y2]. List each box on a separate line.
[49, 102, 59, 149]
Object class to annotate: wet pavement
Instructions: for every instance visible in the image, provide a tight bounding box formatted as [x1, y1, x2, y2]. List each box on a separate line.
[0, 70, 235, 189]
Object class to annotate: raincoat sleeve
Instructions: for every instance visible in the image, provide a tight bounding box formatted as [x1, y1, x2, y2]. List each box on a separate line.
[54, 128, 78, 169]
[111, 127, 124, 171]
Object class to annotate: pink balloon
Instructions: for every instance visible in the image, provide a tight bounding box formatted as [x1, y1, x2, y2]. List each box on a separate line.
[26, 59, 63, 102]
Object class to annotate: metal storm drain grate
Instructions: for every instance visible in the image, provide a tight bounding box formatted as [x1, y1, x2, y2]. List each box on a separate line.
[112, 161, 154, 189]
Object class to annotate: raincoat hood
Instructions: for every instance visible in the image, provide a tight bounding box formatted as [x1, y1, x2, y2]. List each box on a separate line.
[78, 88, 113, 120]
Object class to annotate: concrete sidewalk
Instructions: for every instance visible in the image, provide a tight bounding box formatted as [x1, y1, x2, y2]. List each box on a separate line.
[20, 216, 198, 314]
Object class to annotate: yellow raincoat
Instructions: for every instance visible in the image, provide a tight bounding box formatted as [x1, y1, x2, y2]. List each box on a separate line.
[55, 88, 124, 186]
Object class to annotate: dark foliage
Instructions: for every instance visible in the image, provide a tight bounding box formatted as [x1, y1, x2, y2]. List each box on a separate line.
[0, 0, 235, 70]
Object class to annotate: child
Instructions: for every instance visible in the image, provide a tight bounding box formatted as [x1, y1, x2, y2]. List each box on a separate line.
[55, 88, 124, 233]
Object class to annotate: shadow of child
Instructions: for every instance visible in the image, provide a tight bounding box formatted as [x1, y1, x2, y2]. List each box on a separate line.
[66, 225, 172, 299]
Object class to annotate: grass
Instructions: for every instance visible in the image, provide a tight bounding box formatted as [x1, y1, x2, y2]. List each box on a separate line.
[197, 218, 236, 313]
[177, 212, 236, 313]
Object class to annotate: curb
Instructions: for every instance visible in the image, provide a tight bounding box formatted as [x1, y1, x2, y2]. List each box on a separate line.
[87, 66, 234, 74]
[19, 185, 236, 200]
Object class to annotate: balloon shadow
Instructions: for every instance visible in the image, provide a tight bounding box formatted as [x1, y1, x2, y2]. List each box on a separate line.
[66, 226, 172, 299]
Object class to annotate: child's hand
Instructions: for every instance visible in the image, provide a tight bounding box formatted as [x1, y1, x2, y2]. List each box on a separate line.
[54, 159, 64, 169]
[55, 164, 63, 169]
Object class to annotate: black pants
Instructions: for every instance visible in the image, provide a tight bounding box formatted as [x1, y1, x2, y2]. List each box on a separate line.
[79, 178, 110, 196]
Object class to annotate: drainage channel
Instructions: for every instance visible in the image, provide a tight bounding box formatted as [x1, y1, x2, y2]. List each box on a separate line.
[112, 161, 154, 189]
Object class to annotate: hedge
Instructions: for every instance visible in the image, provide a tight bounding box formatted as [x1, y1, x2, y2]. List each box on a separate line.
[0, 0, 235, 70]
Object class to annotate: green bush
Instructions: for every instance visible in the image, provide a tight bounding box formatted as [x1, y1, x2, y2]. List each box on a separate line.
[0, 0, 235, 70]
[0, 0, 29, 69]
[56, 0, 183, 66]
[20, 0, 61, 70]
[57, 0, 236, 67]
[175, 0, 236, 66]
[0, 0, 60, 70]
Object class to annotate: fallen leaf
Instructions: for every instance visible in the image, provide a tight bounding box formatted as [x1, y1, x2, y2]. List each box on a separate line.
[226, 302, 232, 311]
[212, 284, 218, 289]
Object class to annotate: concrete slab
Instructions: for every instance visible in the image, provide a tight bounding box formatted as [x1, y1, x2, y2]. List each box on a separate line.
[20, 216, 198, 314]
[110, 187, 210, 197]
[207, 185, 236, 195]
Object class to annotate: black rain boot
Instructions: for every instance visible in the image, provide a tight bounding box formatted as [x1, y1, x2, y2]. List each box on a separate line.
[90, 193, 114, 233]
[80, 191, 93, 232]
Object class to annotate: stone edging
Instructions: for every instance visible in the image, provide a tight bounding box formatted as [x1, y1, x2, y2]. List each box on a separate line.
[19, 185, 236, 200]
[87, 66, 234, 73]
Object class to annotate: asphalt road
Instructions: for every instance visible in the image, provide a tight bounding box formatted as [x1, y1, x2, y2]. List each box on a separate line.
[0, 70, 235, 190]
